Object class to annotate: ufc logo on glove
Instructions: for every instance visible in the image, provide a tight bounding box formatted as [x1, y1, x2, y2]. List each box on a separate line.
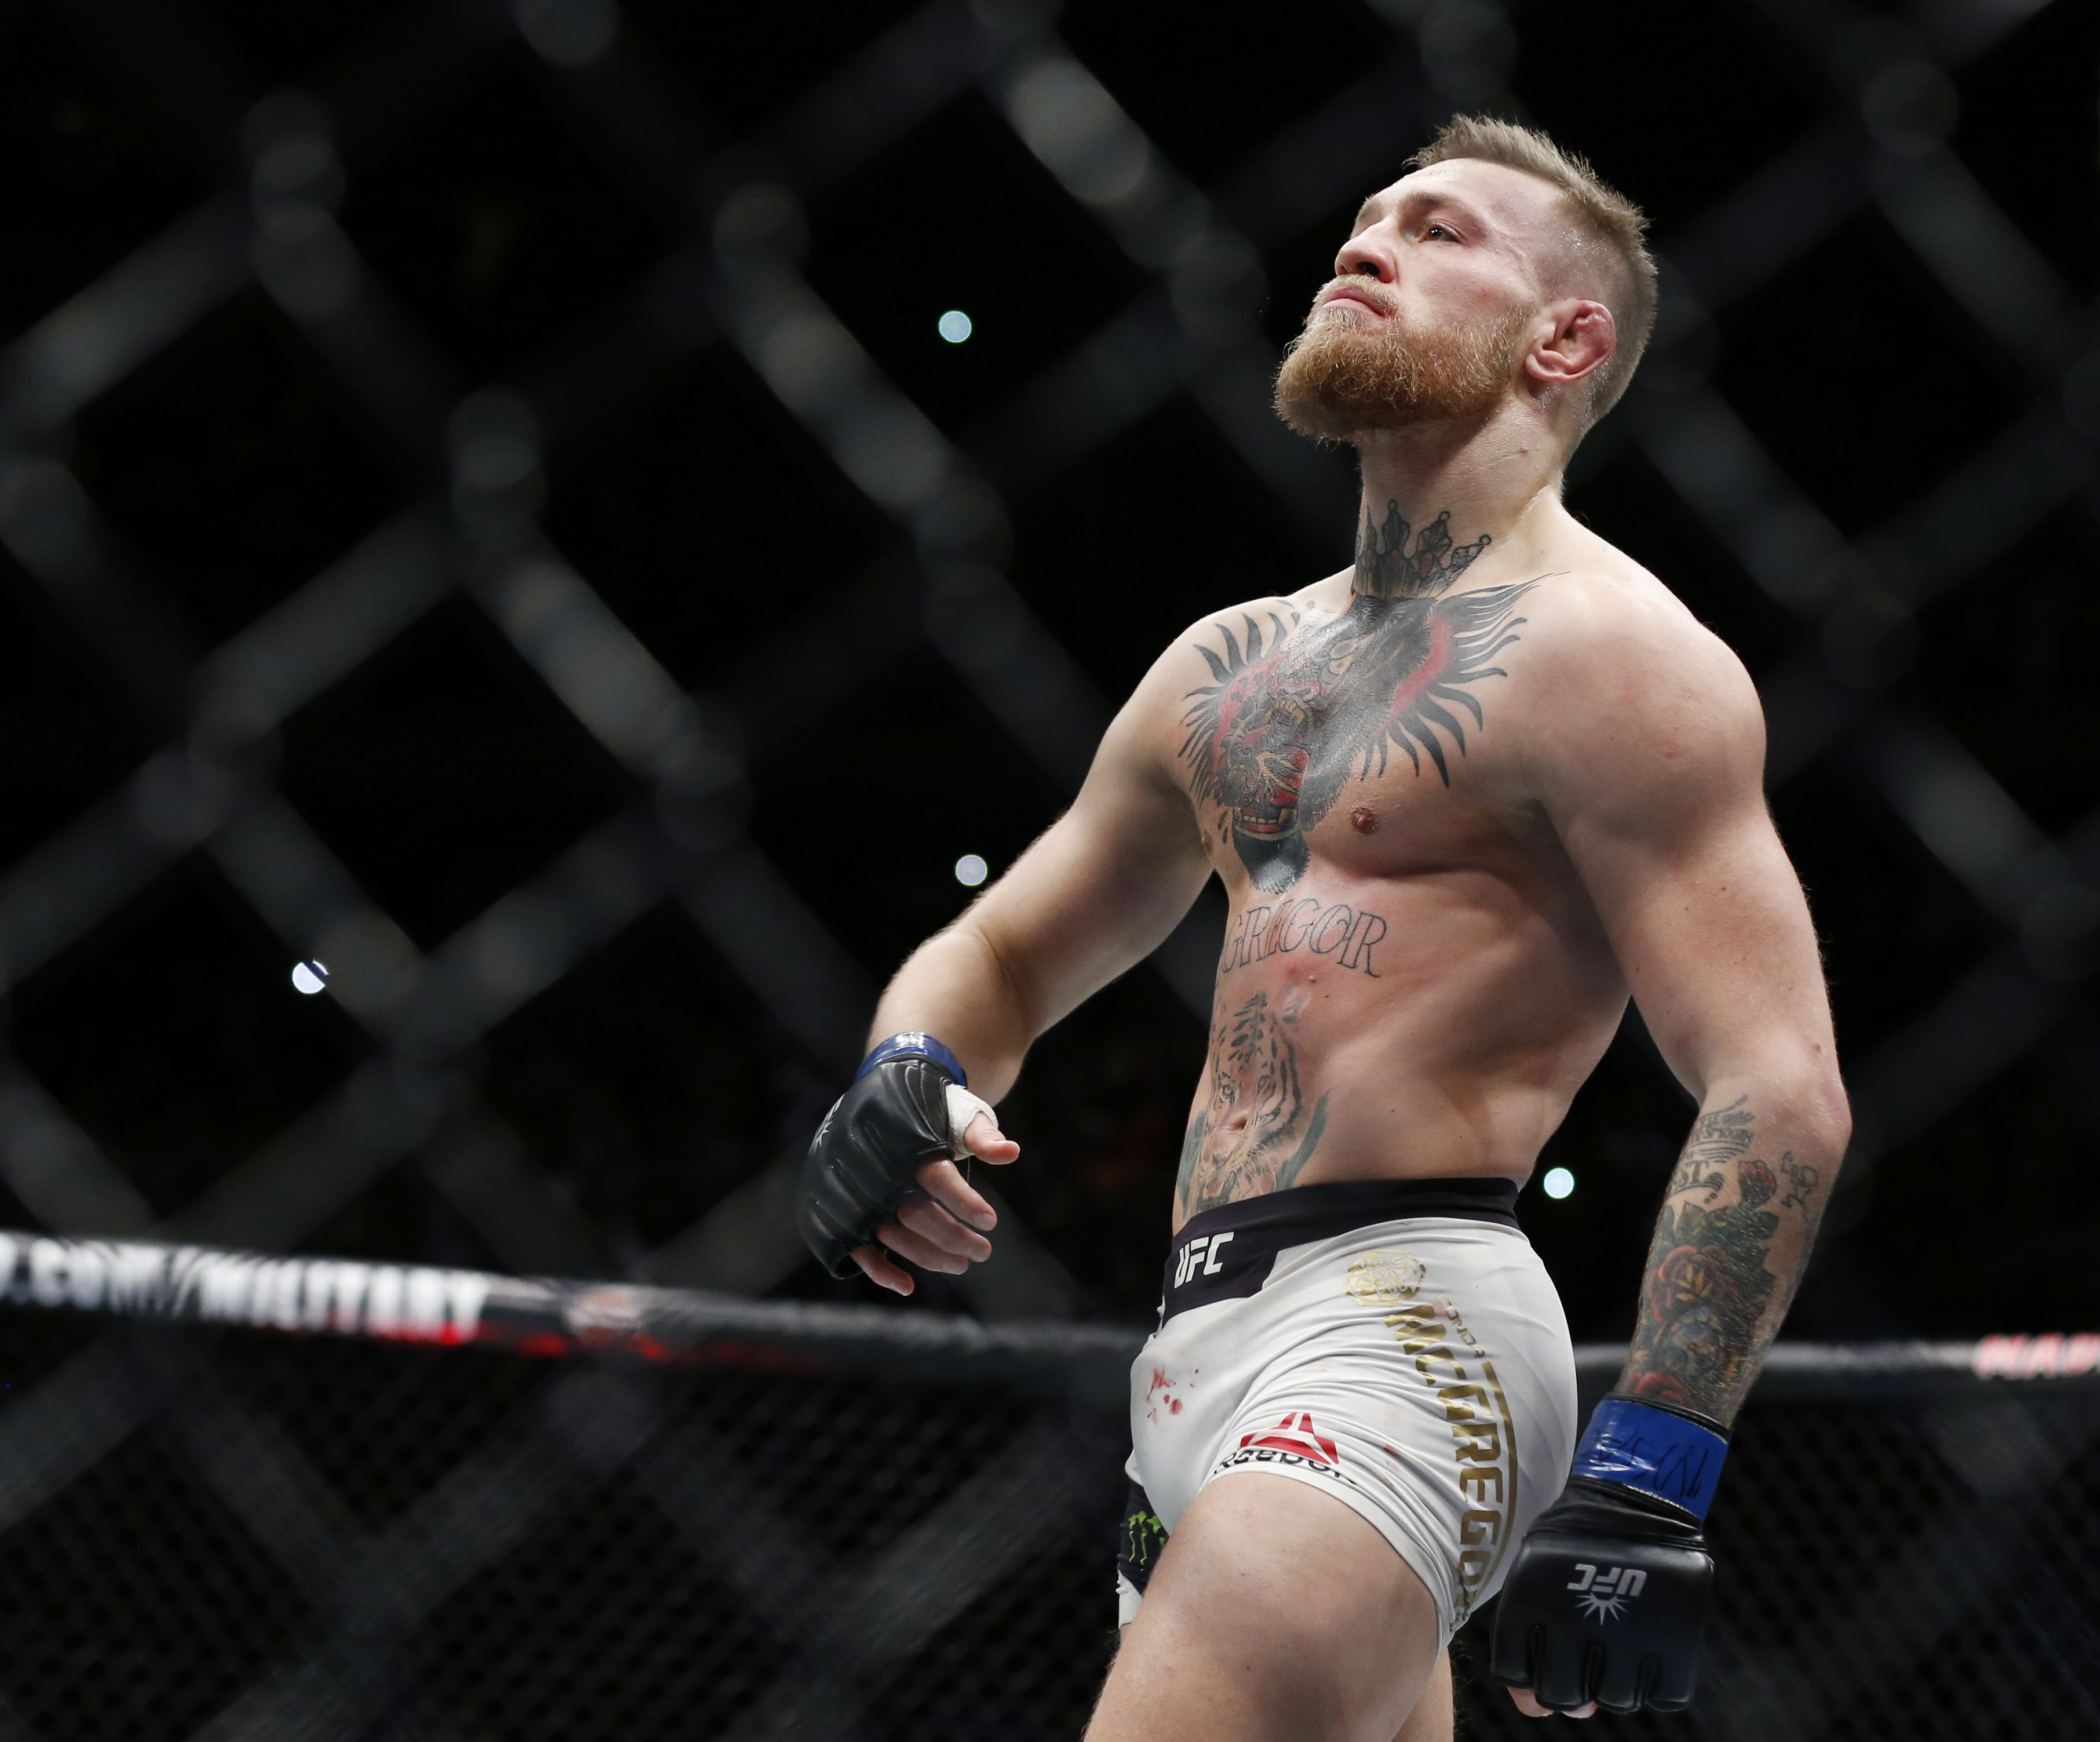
[1565, 1562, 1647, 1620]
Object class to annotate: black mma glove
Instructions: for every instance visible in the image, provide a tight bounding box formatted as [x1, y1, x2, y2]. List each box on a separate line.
[1490, 1394, 1727, 1715]
[797, 1032, 991, 1279]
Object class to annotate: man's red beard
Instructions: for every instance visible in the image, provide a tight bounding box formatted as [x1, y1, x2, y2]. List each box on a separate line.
[1274, 284, 1532, 441]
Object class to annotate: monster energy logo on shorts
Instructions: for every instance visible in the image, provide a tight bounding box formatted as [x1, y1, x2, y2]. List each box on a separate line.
[1121, 1504, 1167, 1577]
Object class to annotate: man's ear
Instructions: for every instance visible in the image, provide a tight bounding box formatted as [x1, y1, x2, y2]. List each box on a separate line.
[1526, 298, 1616, 387]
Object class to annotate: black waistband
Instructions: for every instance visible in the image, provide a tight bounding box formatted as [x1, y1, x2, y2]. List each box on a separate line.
[1177, 1176, 1521, 1249]
[1158, 1177, 1522, 1325]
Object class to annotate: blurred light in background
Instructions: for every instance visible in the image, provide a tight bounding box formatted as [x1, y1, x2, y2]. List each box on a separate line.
[290, 960, 330, 995]
[936, 309, 972, 344]
[1543, 1166, 1575, 1200]
[954, 854, 989, 887]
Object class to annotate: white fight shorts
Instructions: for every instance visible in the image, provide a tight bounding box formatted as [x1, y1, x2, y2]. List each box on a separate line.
[1116, 1178, 1577, 1645]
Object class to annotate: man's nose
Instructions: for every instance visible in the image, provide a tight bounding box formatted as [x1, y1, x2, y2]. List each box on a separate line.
[1334, 229, 1396, 284]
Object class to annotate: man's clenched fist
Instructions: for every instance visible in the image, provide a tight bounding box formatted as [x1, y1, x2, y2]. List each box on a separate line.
[797, 1032, 1016, 1293]
[1492, 1394, 1726, 1717]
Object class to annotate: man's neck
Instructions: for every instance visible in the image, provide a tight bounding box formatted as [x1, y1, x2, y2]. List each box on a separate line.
[1348, 408, 1566, 600]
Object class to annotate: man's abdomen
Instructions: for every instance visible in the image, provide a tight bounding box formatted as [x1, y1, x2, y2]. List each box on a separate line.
[1175, 874, 1623, 1229]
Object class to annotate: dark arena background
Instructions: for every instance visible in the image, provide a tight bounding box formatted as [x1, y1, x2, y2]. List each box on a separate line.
[1, 0, 2097, 1737]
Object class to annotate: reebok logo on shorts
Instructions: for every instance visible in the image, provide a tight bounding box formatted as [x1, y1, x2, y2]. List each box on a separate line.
[1239, 1411, 1338, 1465]
[1215, 1411, 1343, 1481]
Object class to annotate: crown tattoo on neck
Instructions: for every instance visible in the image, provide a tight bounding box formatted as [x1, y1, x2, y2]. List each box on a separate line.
[1353, 502, 1492, 600]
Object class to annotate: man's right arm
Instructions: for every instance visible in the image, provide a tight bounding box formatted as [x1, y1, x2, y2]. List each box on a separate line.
[836, 640, 1216, 1292]
[873, 690, 1212, 1095]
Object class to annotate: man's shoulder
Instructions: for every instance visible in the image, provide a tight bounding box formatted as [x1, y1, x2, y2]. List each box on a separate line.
[1513, 550, 1753, 710]
[1504, 551, 1766, 809]
[1128, 575, 1348, 705]
[1177, 573, 1347, 648]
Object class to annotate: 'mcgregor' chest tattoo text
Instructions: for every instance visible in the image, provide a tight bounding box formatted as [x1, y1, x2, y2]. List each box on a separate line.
[1180, 505, 1538, 893]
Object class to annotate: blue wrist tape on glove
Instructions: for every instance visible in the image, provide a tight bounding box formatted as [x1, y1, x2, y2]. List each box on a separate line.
[1572, 1396, 1729, 1521]
[854, 1032, 968, 1088]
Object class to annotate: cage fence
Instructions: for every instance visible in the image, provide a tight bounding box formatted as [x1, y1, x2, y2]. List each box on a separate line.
[0, 1231, 2093, 1742]
[0, 0, 2096, 1737]
[0, 0, 2093, 1345]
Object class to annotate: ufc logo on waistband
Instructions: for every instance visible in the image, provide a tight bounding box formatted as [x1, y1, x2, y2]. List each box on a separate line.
[1172, 1231, 1236, 1287]
[1566, 1562, 1645, 1621]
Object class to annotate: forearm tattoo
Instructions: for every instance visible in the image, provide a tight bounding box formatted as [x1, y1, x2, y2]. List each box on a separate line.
[1179, 504, 1540, 894]
[1176, 989, 1331, 1219]
[1623, 1097, 1829, 1420]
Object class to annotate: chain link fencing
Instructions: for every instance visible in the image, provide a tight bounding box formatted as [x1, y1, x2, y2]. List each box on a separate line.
[0, 0, 2094, 1340]
[0, 1231, 2093, 1741]
[1, 1, 2097, 1736]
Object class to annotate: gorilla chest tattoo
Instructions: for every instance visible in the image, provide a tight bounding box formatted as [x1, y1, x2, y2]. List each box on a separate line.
[1180, 506, 1540, 893]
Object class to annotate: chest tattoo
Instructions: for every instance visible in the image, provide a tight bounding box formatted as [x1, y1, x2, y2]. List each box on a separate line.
[1179, 505, 1540, 892]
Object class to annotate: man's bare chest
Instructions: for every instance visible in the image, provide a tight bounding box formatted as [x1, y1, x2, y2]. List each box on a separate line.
[1176, 580, 1543, 895]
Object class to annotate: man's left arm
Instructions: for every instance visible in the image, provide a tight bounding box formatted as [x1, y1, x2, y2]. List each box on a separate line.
[1536, 604, 1850, 1414]
[1493, 601, 1850, 1717]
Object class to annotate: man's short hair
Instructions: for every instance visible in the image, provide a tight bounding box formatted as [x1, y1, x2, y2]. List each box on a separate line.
[1408, 116, 1657, 432]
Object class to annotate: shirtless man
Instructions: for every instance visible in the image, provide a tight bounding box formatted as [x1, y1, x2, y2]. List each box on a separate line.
[797, 116, 1850, 1739]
